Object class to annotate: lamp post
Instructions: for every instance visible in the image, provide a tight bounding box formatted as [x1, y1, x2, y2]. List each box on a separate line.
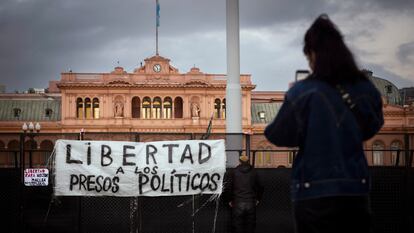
[19, 122, 40, 233]
[20, 122, 41, 181]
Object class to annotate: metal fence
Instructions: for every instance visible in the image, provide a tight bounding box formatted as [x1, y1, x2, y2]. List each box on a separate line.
[1, 133, 413, 233]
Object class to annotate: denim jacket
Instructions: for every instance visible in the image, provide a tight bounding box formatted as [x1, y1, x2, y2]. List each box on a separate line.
[264, 77, 384, 201]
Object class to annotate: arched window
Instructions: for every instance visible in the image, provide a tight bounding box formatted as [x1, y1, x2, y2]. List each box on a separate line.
[7, 140, 19, 150]
[214, 98, 221, 119]
[288, 151, 295, 167]
[40, 140, 54, 150]
[265, 146, 272, 165]
[222, 98, 226, 119]
[142, 97, 151, 119]
[390, 141, 404, 166]
[256, 146, 264, 167]
[0, 140, 5, 167]
[372, 141, 384, 166]
[153, 97, 162, 119]
[85, 98, 92, 119]
[5, 140, 19, 168]
[92, 98, 100, 119]
[174, 97, 183, 118]
[163, 97, 172, 119]
[0, 141, 6, 167]
[24, 140, 37, 150]
[76, 98, 84, 119]
[132, 97, 141, 119]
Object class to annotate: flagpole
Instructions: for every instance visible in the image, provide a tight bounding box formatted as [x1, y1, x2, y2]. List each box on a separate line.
[156, 18, 158, 55]
[156, 0, 159, 55]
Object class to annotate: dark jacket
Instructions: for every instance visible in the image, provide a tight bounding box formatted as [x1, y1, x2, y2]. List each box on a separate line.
[264, 77, 383, 201]
[225, 163, 264, 203]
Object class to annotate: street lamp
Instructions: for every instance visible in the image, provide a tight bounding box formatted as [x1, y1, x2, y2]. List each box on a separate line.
[22, 122, 41, 133]
[35, 122, 41, 132]
[22, 122, 28, 132]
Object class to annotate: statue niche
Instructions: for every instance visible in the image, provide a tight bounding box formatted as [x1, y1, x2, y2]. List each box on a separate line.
[113, 96, 125, 117]
[191, 102, 200, 118]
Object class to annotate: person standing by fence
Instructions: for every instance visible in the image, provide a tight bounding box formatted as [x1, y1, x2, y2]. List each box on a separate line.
[225, 155, 264, 233]
[264, 14, 384, 233]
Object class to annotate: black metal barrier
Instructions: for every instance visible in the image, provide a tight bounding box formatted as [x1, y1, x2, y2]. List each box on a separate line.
[1, 131, 413, 233]
[2, 167, 413, 233]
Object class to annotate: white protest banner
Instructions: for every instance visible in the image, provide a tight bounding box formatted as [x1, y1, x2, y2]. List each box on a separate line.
[54, 139, 226, 196]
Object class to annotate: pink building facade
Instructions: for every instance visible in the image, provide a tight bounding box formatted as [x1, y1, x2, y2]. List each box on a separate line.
[0, 55, 413, 168]
[58, 55, 254, 134]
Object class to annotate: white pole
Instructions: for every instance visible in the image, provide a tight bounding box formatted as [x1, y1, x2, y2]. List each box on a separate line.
[226, 0, 242, 133]
[226, 0, 242, 167]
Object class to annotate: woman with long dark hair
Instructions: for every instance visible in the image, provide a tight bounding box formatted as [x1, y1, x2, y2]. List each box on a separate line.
[265, 14, 383, 233]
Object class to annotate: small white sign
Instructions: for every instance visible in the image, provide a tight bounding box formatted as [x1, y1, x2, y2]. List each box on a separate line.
[24, 168, 49, 186]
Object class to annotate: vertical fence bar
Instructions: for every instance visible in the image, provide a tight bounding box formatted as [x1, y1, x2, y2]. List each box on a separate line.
[404, 133, 411, 232]
[252, 151, 256, 168]
[29, 150, 33, 168]
[245, 133, 250, 159]
[405, 133, 410, 168]
[395, 150, 400, 167]
[14, 151, 18, 169]
[132, 133, 139, 233]
[19, 133, 24, 233]
[19, 133, 24, 183]
[77, 196, 82, 233]
[190, 132, 195, 233]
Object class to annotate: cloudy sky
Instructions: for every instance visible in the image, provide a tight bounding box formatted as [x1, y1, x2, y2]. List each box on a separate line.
[1, 0, 414, 92]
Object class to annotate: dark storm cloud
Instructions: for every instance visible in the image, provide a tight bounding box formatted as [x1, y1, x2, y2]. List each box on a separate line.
[0, 0, 225, 91]
[239, 0, 339, 28]
[397, 42, 414, 65]
[239, 0, 414, 28]
[373, 0, 414, 11]
[0, 0, 413, 92]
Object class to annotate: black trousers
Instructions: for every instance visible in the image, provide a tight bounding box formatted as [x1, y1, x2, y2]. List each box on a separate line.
[232, 201, 256, 233]
[293, 196, 372, 233]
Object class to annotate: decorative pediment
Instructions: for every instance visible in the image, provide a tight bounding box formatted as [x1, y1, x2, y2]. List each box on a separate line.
[134, 54, 179, 75]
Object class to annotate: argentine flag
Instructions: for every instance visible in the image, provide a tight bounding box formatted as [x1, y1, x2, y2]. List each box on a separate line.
[156, 0, 160, 27]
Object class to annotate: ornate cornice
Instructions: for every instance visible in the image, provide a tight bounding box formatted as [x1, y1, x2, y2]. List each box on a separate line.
[57, 83, 256, 90]
[107, 80, 132, 85]
[384, 111, 405, 117]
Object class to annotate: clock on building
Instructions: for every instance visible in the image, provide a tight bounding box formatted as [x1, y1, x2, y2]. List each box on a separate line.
[153, 64, 161, 73]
